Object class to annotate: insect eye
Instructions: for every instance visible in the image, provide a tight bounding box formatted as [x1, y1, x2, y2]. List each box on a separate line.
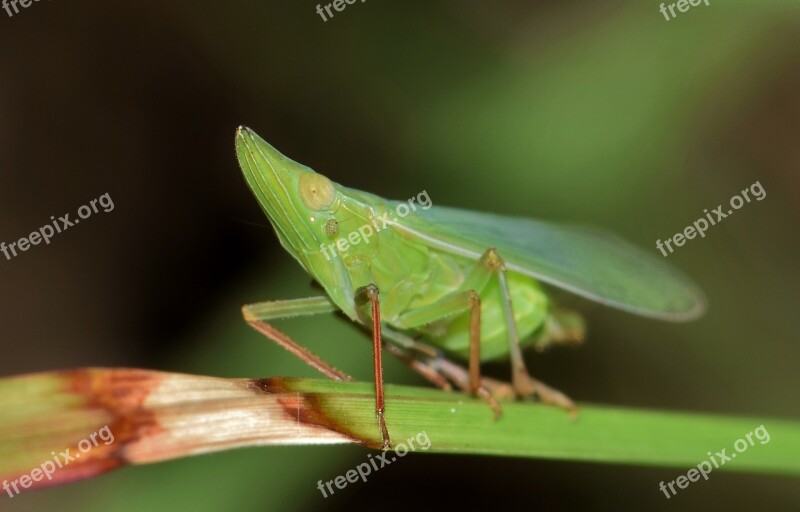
[323, 219, 339, 237]
[299, 172, 336, 211]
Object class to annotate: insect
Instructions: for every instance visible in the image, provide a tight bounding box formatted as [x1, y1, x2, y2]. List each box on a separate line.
[235, 126, 706, 449]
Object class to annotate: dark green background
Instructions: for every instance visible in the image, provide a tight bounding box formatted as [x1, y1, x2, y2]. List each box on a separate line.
[1, 1, 798, 510]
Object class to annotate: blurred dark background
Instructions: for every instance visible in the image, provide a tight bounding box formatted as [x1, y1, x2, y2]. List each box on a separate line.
[1, 1, 798, 511]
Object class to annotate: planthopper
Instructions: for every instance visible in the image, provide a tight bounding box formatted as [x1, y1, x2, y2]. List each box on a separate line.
[234, 126, 705, 449]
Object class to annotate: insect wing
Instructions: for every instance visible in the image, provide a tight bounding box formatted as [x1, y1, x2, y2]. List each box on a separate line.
[392, 204, 705, 321]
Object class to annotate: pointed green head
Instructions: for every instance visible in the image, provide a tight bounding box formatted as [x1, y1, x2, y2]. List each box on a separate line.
[235, 126, 344, 261]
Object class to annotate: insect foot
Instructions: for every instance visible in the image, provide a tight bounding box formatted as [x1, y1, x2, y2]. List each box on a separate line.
[515, 373, 579, 419]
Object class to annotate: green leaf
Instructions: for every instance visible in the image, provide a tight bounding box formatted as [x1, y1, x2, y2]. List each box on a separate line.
[0, 369, 797, 497]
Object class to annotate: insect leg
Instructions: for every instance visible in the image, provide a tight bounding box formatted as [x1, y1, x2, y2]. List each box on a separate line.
[433, 356, 516, 407]
[535, 308, 586, 352]
[355, 284, 391, 450]
[381, 327, 509, 417]
[397, 290, 483, 394]
[379, 337, 452, 391]
[375, 325, 439, 358]
[242, 296, 353, 381]
[491, 250, 578, 413]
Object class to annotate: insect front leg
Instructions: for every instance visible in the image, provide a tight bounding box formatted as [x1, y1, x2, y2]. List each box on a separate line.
[242, 296, 353, 381]
[354, 284, 391, 450]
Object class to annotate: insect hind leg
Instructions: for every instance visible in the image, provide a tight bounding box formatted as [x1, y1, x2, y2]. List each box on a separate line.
[535, 308, 586, 352]
[490, 248, 578, 414]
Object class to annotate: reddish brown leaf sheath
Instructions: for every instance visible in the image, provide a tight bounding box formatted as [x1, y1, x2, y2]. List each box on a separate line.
[0, 368, 356, 494]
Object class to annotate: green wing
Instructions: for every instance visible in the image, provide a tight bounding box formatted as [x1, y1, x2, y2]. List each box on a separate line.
[393, 204, 706, 322]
